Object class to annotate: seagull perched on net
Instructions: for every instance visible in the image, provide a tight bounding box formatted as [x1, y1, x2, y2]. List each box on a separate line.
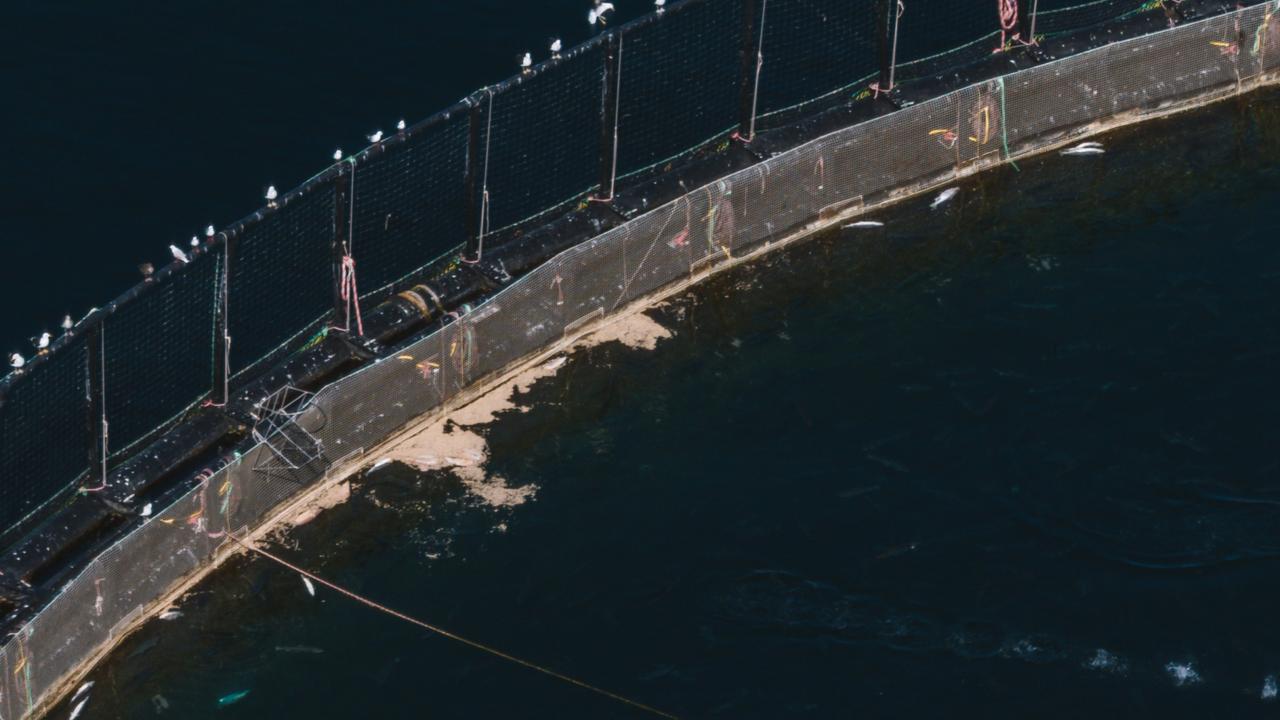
[61, 314, 73, 333]
[170, 244, 189, 264]
[396, 119, 406, 132]
[265, 185, 278, 208]
[368, 130, 383, 144]
[8, 352, 24, 371]
[139, 262, 155, 280]
[205, 225, 215, 239]
[589, 1, 615, 26]
[190, 235, 200, 249]
[550, 38, 563, 59]
[655, 0, 665, 12]
[520, 52, 533, 73]
[31, 331, 50, 352]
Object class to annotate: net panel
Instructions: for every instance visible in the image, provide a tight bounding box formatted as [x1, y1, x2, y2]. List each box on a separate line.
[1032, 0, 1148, 36]
[0, 337, 87, 536]
[350, 114, 470, 303]
[228, 188, 335, 377]
[893, 0, 1001, 81]
[756, 0, 880, 122]
[481, 43, 606, 233]
[103, 251, 219, 457]
[616, 0, 746, 179]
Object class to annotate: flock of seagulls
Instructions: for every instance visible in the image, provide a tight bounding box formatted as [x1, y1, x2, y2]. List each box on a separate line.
[5, 1, 685, 378]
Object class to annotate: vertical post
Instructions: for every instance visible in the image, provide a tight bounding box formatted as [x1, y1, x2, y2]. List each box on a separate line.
[211, 237, 232, 404]
[598, 32, 621, 200]
[1018, 0, 1035, 44]
[333, 165, 352, 321]
[463, 98, 484, 262]
[85, 323, 106, 485]
[736, 0, 760, 140]
[876, 0, 893, 90]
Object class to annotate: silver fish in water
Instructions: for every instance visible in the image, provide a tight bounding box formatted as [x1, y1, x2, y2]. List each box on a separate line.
[843, 220, 885, 228]
[931, 187, 958, 209]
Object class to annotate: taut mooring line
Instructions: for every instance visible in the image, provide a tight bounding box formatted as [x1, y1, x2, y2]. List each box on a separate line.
[226, 533, 677, 719]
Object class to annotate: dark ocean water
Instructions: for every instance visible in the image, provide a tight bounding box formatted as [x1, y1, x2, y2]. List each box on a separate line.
[46, 87, 1280, 719]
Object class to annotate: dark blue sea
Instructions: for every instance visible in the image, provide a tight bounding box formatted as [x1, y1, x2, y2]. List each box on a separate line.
[10, 2, 1280, 719]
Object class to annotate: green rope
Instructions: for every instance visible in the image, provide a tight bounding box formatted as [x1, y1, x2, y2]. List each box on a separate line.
[997, 77, 1020, 172]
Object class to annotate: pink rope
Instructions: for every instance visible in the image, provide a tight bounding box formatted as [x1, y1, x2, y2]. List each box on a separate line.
[338, 255, 364, 337]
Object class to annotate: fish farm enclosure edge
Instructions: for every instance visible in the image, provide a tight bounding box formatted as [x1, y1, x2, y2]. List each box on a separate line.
[3, 1, 1280, 717]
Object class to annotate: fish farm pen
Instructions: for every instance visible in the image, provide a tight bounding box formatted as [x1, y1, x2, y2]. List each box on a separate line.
[2, 0, 1279, 715]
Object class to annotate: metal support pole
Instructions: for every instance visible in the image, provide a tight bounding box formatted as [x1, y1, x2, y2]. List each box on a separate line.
[86, 323, 106, 484]
[1018, 0, 1035, 44]
[332, 166, 352, 321]
[212, 238, 232, 404]
[736, 0, 760, 140]
[876, 0, 893, 91]
[463, 99, 484, 262]
[597, 32, 621, 199]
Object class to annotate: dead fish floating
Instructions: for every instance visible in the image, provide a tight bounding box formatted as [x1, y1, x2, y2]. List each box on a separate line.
[69, 696, 90, 720]
[301, 575, 316, 597]
[1061, 141, 1105, 156]
[843, 220, 885, 229]
[931, 187, 958, 209]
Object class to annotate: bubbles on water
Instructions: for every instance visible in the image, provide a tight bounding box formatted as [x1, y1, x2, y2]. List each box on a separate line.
[1025, 254, 1058, 272]
[1001, 635, 1064, 664]
[1165, 660, 1202, 687]
[1083, 648, 1129, 676]
[1262, 674, 1278, 701]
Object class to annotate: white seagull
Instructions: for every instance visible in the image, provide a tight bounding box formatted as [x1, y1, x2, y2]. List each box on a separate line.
[550, 38, 563, 58]
[32, 332, 50, 350]
[265, 185, 278, 207]
[655, 0, 666, 12]
[368, 130, 383, 143]
[333, 148, 344, 161]
[205, 224, 215, 238]
[190, 235, 199, 248]
[8, 352, 24, 370]
[520, 52, 533, 72]
[396, 119, 406, 131]
[590, 1, 615, 24]
[170, 244, 189, 264]
[61, 314, 73, 332]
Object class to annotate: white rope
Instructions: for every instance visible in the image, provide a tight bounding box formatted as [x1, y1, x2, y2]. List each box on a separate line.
[476, 89, 495, 262]
[888, 0, 905, 90]
[607, 35, 623, 199]
[746, 0, 768, 142]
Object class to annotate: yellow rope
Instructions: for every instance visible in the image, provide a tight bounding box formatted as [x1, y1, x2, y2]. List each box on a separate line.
[226, 533, 677, 719]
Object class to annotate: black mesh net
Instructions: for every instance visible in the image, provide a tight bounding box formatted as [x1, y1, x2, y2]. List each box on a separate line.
[756, 0, 880, 123]
[893, 0, 1002, 81]
[102, 251, 220, 458]
[481, 43, 606, 233]
[0, 336, 87, 536]
[350, 114, 470, 303]
[615, 0, 746, 179]
[1032, 0, 1149, 36]
[228, 187, 335, 377]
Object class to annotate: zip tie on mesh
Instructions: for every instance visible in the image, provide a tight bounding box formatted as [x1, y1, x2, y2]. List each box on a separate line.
[225, 533, 678, 719]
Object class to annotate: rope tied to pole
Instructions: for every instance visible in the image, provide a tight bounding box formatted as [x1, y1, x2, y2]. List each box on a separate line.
[225, 532, 678, 719]
[337, 254, 364, 337]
